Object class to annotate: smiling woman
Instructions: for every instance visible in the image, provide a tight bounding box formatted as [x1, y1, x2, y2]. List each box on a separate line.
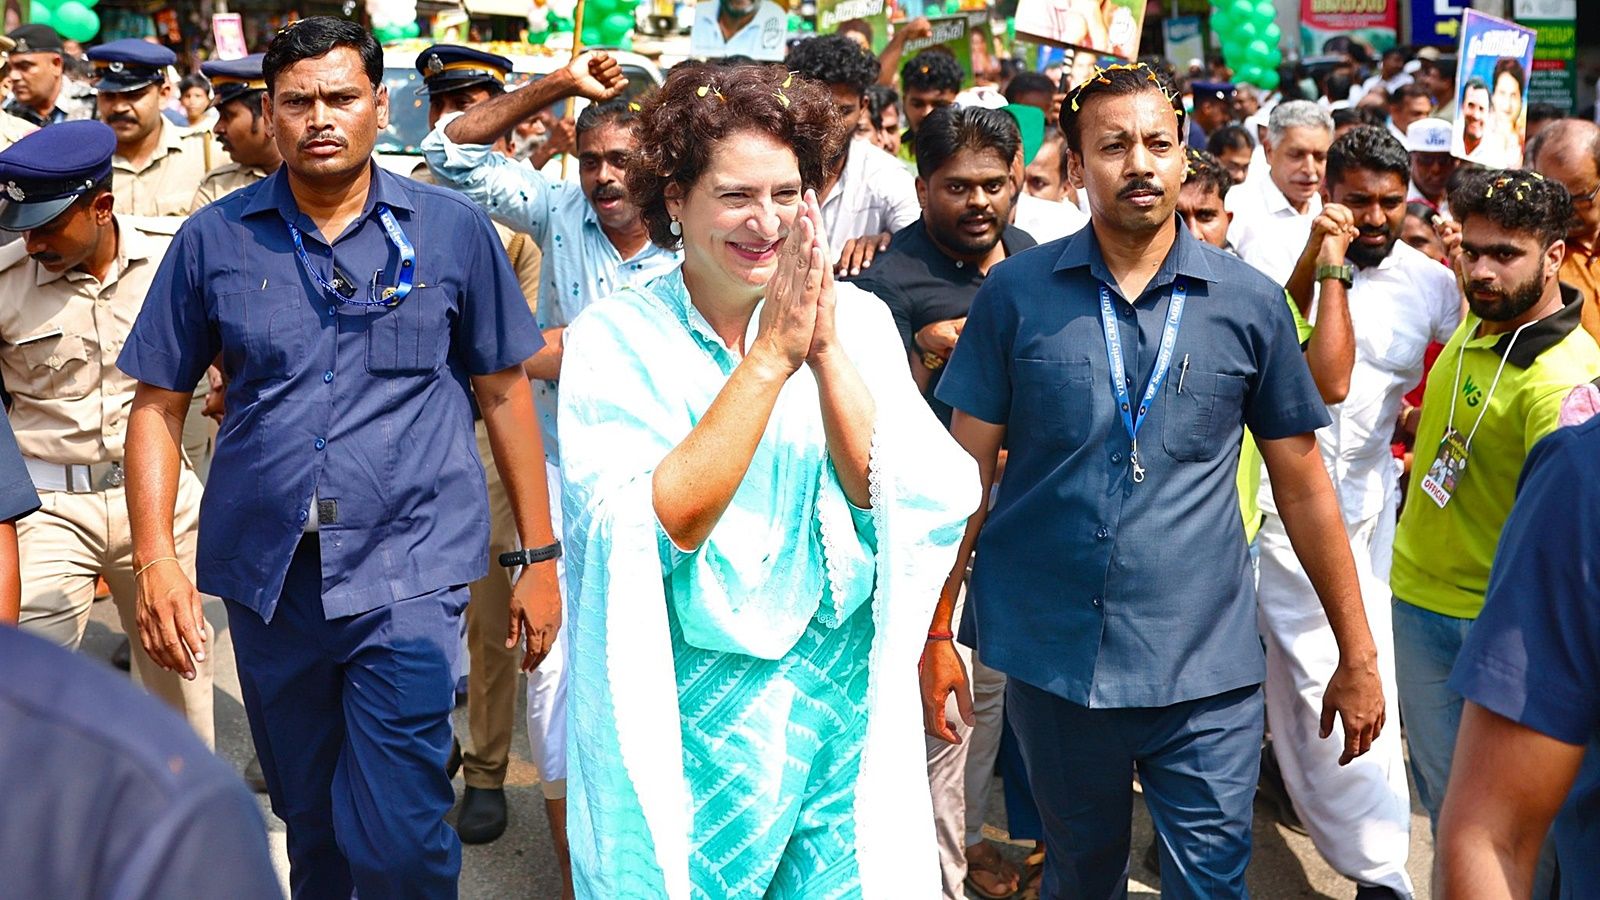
[557, 62, 981, 898]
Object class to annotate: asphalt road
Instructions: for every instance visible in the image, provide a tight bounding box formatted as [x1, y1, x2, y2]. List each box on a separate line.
[82, 595, 1432, 899]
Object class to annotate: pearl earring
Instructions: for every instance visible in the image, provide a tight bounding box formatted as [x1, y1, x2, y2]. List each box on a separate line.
[669, 217, 682, 236]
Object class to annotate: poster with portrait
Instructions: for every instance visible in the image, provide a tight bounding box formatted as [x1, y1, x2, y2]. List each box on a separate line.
[1014, 0, 1143, 61]
[1451, 11, 1536, 167]
[901, 15, 974, 86]
[816, 0, 889, 53]
[690, 0, 789, 61]
[211, 14, 248, 60]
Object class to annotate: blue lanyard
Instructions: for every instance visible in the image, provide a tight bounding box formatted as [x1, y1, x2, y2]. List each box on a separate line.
[286, 204, 416, 309]
[1096, 278, 1187, 484]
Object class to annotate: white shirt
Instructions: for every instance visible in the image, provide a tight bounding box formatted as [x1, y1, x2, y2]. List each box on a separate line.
[1262, 240, 1461, 522]
[690, 0, 787, 60]
[1012, 192, 1089, 243]
[1226, 173, 1322, 285]
[819, 139, 921, 246]
[1407, 180, 1449, 218]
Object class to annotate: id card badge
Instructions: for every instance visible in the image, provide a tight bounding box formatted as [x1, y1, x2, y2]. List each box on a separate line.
[1419, 427, 1469, 509]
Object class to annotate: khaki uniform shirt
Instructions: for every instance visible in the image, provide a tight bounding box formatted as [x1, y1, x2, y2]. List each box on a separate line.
[111, 119, 217, 217]
[191, 161, 274, 210]
[0, 216, 181, 464]
[0, 112, 37, 152]
[1559, 237, 1600, 347]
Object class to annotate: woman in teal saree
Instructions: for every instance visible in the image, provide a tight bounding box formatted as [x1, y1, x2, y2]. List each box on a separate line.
[557, 64, 980, 898]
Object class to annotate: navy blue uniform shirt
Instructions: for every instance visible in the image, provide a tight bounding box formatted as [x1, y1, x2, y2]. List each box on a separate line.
[1451, 415, 1600, 899]
[936, 221, 1329, 708]
[0, 626, 279, 899]
[118, 164, 541, 620]
[0, 408, 39, 522]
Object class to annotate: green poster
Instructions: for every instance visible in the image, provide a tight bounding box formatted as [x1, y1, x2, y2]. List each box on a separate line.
[903, 14, 973, 85]
[815, 0, 889, 52]
[1520, 18, 1575, 113]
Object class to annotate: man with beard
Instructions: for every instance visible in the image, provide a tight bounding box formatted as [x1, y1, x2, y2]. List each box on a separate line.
[1403, 118, 1456, 217]
[0, 121, 214, 743]
[785, 36, 919, 246]
[3, 25, 90, 128]
[1227, 100, 1334, 284]
[847, 104, 1033, 900]
[1264, 127, 1460, 900]
[1524, 119, 1600, 343]
[1455, 77, 1491, 162]
[87, 40, 214, 217]
[1390, 169, 1600, 834]
[690, 0, 788, 60]
[191, 54, 281, 208]
[929, 63, 1384, 897]
[118, 19, 562, 897]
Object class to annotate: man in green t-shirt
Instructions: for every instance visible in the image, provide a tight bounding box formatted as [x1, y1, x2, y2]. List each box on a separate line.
[1390, 169, 1600, 833]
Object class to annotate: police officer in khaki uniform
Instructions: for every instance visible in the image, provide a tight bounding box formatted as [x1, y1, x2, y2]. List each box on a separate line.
[411, 43, 547, 849]
[0, 121, 213, 744]
[191, 54, 280, 210]
[88, 40, 219, 483]
[88, 40, 215, 218]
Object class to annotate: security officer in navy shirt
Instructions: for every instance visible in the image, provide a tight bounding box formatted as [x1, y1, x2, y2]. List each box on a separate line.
[118, 18, 562, 897]
[0, 410, 40, 623]
[928, 63, 1386, 898]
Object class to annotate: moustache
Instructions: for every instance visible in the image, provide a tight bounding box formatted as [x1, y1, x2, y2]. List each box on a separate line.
[298, 133, 347, 151]
[105, 113, 139, 125]
[1357, 226, 1390, 239]
[590, 184, 626, 203]
[28, 253, 61, 265]
[1466, 279, 1504, 298]
[1118, 180, 1164, 200]
[958, 212, 996, 227]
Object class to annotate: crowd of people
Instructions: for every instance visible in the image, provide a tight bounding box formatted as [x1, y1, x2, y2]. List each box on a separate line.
[0, 12, 1598, 900]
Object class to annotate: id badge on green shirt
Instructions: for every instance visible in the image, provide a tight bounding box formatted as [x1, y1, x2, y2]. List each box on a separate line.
[1419, 427, 1469, 509]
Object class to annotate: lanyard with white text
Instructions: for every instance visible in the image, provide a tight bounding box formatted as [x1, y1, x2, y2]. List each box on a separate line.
[1096, 278, 1187, 484]
[286, 204, 416, 309]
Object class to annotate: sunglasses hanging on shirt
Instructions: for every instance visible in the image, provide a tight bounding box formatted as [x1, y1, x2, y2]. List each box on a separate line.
[287, 204, 416, 312]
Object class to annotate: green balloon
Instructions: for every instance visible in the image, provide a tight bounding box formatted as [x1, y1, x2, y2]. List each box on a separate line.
[1263, 21, 1281, 44]
[1237, 63, 1264, 83]
[400, 21, 420, 37]
[580, 25, 603, 45]
[78, 0, 98, 8]
[1253, 0, 1274, 20]
[1264, 47, 1282, 68]
[1259, 69, 1280, 91]
[1227, 0, 1252, 21]
[587, 0, 619, 17]
[1233, 19, 1257, 41]
[1246, 38, 1270, 61]
[28, 3, 50, 25]
[53, 0, 97, 41]
[601, 12, 631, 38]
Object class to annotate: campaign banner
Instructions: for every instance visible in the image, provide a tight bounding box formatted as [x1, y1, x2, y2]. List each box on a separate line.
[690, 0, 789, 61]
[902, 14, 974, 85]
[1451, 10, 1535, 167]
[1409, 0, 1466, 47]
[1163, 15, 1204, 68]
[1513, 0, 1576, 114]
[211, 14, 248, 60]
[816, 0, 889, 53]
[1299, 0, 1397, 56]
[1014, 0, 1143, 60]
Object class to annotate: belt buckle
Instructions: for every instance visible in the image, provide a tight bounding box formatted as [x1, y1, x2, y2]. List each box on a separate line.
[102, 462, 125, 489]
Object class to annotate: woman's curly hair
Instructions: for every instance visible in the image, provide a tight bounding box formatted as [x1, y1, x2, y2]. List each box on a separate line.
[627, 62, 844, 250]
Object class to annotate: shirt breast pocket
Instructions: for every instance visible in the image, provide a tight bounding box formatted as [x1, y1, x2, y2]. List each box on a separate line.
[1162, 371, 1246, 462]
[366, 287, 448, 376]
[17, 330, 94, 400]
[217, 287, 310, 382]
[1014, 358, 1095, 450]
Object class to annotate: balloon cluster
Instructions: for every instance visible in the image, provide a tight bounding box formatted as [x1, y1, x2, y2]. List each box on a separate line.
[1208, 0, 1280, 91]
[29, 0, 100, 43]
[370, 0, 421, 43]
[529, 0, 636, 48]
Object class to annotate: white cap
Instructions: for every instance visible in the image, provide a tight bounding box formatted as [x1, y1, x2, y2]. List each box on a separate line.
[1405, 118, 1452, 153]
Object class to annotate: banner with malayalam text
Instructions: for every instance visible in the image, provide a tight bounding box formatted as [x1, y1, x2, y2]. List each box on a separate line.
[1300, 0, 1396, 56]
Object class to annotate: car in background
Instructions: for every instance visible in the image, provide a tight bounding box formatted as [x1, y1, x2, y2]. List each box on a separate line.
[376, 41, 664, 172]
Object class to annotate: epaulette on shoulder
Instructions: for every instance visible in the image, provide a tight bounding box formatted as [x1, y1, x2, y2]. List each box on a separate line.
[123, 215, 185, 236]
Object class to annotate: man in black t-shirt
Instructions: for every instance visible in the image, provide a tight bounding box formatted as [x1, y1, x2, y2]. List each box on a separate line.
[850, 105, 1036, 428]
[847, 103, 1035, 900]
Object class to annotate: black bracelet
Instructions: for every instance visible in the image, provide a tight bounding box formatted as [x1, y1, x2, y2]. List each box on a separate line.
[498, 542, 562, 568]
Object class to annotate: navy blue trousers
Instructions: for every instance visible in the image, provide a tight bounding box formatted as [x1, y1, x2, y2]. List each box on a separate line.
[226, 538, 467, 899]
[1007, 679, 1264, 900]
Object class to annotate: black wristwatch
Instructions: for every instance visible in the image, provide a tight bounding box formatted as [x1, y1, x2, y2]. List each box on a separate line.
[498, 542, 562, 568]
